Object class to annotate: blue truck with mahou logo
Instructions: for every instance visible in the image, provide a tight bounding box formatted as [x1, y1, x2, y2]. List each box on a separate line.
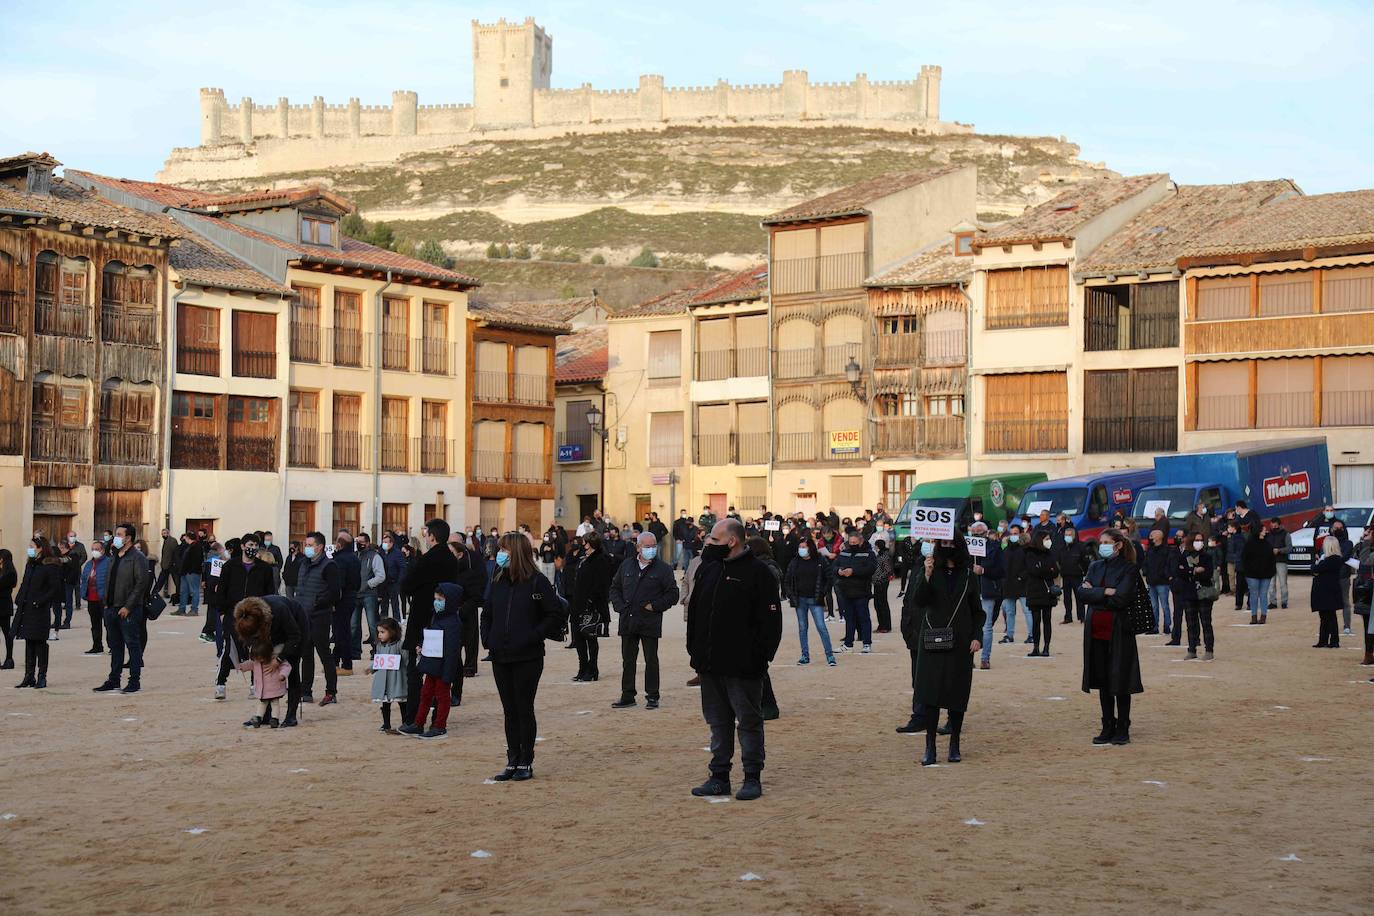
[1129, 437, 1332, 533]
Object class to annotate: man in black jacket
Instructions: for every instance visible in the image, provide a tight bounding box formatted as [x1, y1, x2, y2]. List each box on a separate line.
[174, 532, 205, 616]
[401, 519, 458, 726]
[610, 532, 678, 709]
[294, 532, 340, 706]
[332, 531, 362, 676]
[687, 518, 782, 801]
[1052, 526, 1091, 624]
[1144, 529, 1175, 637]
[832, 530, 876, 652]
[93, 523, 152, 694]
[999, 524, 1029, 644]
[672, 510, 694, 572]
[448, 533, 488, 702]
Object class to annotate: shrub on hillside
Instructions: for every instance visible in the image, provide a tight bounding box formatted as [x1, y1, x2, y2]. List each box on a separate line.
[629, 246, 659, 268]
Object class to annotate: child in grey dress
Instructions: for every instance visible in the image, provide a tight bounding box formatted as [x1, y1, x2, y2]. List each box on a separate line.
[371, 618, 408, 733]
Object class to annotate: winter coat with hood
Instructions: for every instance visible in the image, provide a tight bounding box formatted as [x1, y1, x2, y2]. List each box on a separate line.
[418, 583, 465, 684]
[830, 540, 876, 600]
[1022, 538, 1060, 609]
[16, 555, 62, 640]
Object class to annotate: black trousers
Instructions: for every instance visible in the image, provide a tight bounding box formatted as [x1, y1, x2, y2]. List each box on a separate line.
[403, 650, 423, 724]
[1317, 609, 1340, 647]
[1098, 690, 1132, 725]
[1062, 577, 1083, 621]
[873, 582, 892, 631]
[1184, 600, 1215, 651]
[700, 672, 764, 778]
[1030, 606, 1054, 649]
[0, 611, 12, 662]
[460, 600, 480, 676]
[492, 656, 543, 766]
[299, 615, 337, 697]
[24, 638, 48, 681]
[573, 629, 599, 678]
[620, 634, 659, 700]
[87, 601, 104, 651]
[332, 599, 353, 670]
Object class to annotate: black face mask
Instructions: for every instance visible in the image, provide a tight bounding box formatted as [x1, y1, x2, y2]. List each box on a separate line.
[701, 543, 730, 563]
[934, 544, 960, 565]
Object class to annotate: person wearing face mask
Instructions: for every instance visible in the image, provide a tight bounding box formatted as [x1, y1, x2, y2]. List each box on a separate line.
[1172, 534, 1217, 660]
[293, 531, 341, 711]
[174, 531, 205, 617]
[998, 524, 1029, 645]
[832, 530, 877, 653]
[260, 531, 283, 592]
[282, 541, 304, 599]
[92, 524, 151, 695]
[672, 510, 695, 572]
[784, 536, 834, 667]
[1326, 520, 1355, 635]
[15, 538, 62, 688]
[59, 531, 86, 632]
[904, 535, 984, 766]
[1311, 536, 1347, 649]
[609, 532, 679, 709]
[686, 519, 783, 801]
[351, 532, 386, 665]
[1053, 526, 1090, 625]
[1265, 519, 1291, 611]
[1353, 527, 1373, 666]
[1182, 502, 1211, 545]
[966, 522, 1004, 673]
[538, 530, 560, 583]
[330, 531, 362, 677]
[871, 539, 895, 635]
[447, 533, 488, 689]
[399, 519, 458, 727]
[1023, 530, 1060, 657]
[569, 531, 610, 682]
[1143, 530, 1175, 637]
[379, 531, 406, 621]
[212, 534, 277, 699]
[1075, 529, 1144, 746]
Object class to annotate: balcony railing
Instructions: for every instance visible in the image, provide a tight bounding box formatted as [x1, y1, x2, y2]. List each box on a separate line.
[512, 372, 550, 405]
[418, 436, 452, 474]
[513, 452, 548, 483]
[694, 432, 733, 466]
[775, 431, 814, 463]
[771, 252, 865, 296]
[381, 332, 409, 371]
[1083, 415, 1177, 453]
[232, 348, 276, 379]
[474, 370, 508, 402]
[34, 294, 90, 339]
[1257, 391, 1314, 429]
[327, 326, 367, 369]
[1322, 389, 1374, 427]
[100, 302, 158, 347]
[290, 320, 321, 363]
[695, 346, 769, 380]
[30, 426, 88, 463]
[1197, 395, 1249, 431]
[739, 431, 769, 465]
[177, 344, 220, 377]
[875, 416, 965, 455]
[984, 419, 1068, 453]
[875, 333, 919, 366]
[0, 417, 20, 455]
[472, 449, 505, 482]
[923, 330, 967, 367]
[170, 431, 218, 469]
[227, 435, 277, 472]
[99, 429, 157, 466]
[288, 427, 319, 468]
[417, 337, 456, 376]
[380, 434, 410, 473]
[776, 347, 816, 379]
[327, 431, 369, 471]
[0, 290, 18, 334]
[822, 344, 861, 376]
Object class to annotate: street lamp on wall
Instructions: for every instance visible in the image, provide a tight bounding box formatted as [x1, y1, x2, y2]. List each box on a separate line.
[845, 355, 863, 397]
[586, 403, 605, 439]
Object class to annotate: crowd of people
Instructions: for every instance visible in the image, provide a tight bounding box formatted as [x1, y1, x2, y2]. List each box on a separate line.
[2, 497, 1370, 795]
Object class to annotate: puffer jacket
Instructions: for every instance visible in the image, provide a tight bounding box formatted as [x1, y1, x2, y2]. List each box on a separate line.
[830, 542, 876, 600]
[418, 582, 465, 684]
[15, 557, 62, 640]
[481, 569, 559, 663]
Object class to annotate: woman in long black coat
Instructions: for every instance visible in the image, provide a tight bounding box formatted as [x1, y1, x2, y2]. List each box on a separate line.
[1311, 537, 1346, 648]
[1023, 533, 1060, 657]
[0, 549, 16, 669]
[1076, 528, 1144, 746]
[903, 535, 985, 766]
[570, 532, 610, 682]
[15, 537, 62, 688]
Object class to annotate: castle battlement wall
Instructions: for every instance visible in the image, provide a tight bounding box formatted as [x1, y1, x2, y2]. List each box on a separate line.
[173, 18, 963, 181]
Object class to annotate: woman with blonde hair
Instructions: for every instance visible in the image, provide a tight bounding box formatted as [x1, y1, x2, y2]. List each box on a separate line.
[1076, 528, 1143, 746]
[1310, 534, 1346, 649]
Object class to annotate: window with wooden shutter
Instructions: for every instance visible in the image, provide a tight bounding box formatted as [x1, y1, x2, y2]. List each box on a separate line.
[382, 503, 409, 538]
[333, 290, 363, 367]
[775, 400, 816, 462]
[227, 396, 278, 472]
[290, 500, 317, 545]
[1196, 362, 1250, 430]
[1322, 355, 1374, 427]
[984, 372, 1068, 453]
[332, 502, 361, 537]
[737, 476, 766, 512]
[1083, 368, 1176, 453]
[772, 228, 817, 294]
[831, 474, 864, 507]
[421, 400, 448, 473]
[473, 420, 506, 480]
[985, 266, 1069, 329]
[1257, 358, 1313, 429]
[332, 394, 362, 470]
[290, 286, 321, 362]
[232, 310, 277, 378]
[178, 304, 220, 376]
[694, 403, 733, 465]
[563, 398, 592, 457]
[696, 318, 732, 380]
[648, 411, 683, 467]
[475, 340, 509, 401]
[381, 396, 409, 472]
[1195, 277, 1249, 321]
[735, 313, 769, 377]
[647, 330, 681, 386]
[170, 390, 220, 470]
[514, 346, 549, 404]
[513, 422, 547, 482]
[422, 301, 449, 374]
[382, 296, 409, 370]
[289, 390, 319, 468]
[737, 401, 769, 465]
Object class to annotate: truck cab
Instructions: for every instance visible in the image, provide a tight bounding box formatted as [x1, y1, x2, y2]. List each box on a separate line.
[1131, 484, 1226, 535]
[1021, 469, 1155, 540]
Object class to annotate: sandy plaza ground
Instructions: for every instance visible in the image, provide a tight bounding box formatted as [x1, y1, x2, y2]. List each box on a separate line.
[0, 578, 1369, 914]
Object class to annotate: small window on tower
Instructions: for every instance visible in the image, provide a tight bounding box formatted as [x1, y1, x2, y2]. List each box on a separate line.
[500, 78, 509, 88]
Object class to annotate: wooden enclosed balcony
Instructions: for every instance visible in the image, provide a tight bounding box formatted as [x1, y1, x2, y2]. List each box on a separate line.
[1186, 311, 1372, 356]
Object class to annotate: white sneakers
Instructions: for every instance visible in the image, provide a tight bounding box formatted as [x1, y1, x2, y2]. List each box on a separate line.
[861, 645, 873, 654]
[214, 684, 226, 700]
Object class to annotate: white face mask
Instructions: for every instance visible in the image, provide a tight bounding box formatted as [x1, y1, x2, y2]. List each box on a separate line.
[1042, 538, 1052, 549]
[1192, 541, 1204, 550]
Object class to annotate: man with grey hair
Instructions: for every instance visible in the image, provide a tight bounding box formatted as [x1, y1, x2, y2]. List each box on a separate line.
[609, 531, 679, 709]
[686, 518, 782, 801]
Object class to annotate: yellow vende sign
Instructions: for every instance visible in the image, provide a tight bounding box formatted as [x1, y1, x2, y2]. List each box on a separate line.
[828, 429, 861, 456]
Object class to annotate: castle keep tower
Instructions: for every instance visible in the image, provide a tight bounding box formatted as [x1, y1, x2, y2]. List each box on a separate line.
[472, 17, 551, 129]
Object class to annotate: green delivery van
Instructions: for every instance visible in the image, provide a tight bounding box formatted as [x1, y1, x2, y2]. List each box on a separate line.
[894, 473, 1048, 538]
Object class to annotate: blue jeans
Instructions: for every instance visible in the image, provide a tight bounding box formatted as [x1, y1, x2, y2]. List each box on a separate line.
[1148, 583, 1172, 632]
[1000, 597, 1025, 639]
[352, 592, 380, 658]
[980, 597, 998, 663]
[104, 605, 144, 682]
[795, 598, 834, 660]
[62, 581, 77, 627]
[839, 593, 872, 647]
[178, 573, 201, 614]
[678, 545, 694, 571]
[1245, 577, 1272, 615]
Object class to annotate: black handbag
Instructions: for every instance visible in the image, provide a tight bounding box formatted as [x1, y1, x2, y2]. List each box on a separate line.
[1125, 573, 1154, 635]
[144, 594, 167, 621]
[922, 626, 955, 651]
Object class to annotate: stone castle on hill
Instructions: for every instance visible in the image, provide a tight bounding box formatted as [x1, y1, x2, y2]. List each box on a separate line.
[160, 16, 968, 182]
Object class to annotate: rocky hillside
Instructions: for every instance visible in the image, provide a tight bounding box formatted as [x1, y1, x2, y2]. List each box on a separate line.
[181, 125, 1113, 301]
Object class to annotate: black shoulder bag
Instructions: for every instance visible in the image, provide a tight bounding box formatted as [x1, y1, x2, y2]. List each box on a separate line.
[922, 570, 968, 652]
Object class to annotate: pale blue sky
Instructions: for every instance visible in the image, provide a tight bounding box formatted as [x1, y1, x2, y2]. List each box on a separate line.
[3, 0, 1371, 192]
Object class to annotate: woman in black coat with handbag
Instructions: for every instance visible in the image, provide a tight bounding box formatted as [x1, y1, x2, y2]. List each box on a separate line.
[903, 535, 984, 767]
[1024, 532, 1060, 657]
[1311, 537, 1346, 648]
[15, 537, 62, 688]
[570, 532, 610, 682]
[1076, 528, 1144, 746]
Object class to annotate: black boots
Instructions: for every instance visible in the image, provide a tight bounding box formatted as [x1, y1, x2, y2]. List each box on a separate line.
[1111, 719, 1131, 745]
[948, 732, 962, 763]
[921, 732, 938, 767]
[1092, 718, 1115, 745]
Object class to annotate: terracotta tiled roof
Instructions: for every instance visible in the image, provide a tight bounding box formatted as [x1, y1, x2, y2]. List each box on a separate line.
[611, 285, 699, 319]
[64, 170, 216, 209]
[171, 236, 292, 296]
[473, 295, 600, 324]
[1179, 188, 1374, 260]
[469, 299, 572, 334]
[688, 264, 767, 306]
[0, 151, 60, 173]
[763, 166, 966, 225]
[974, 174, 1169, 250]
[0, 176, 184, 239]
[865, 239, 974, 287]
[1075, 180, 1301, 275]
[186, 186, 354, 215]
[555, 326, 608, 384]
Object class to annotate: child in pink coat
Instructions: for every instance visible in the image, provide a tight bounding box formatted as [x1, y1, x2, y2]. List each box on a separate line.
[237, 643, 291, 728]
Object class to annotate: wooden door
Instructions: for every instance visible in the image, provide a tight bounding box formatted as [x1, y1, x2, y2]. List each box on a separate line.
[288, 501, 315, 545]
[95, 490, 145, 541]
[184, 518, 216, 540]
[382, 503, 409, 539]
[516, 498, 541, 533]
[334, 290, 362, 367]
[31, 514, 71, 546]
[232, 310, 277, 378]
[707, 493, 727, 519]
[634, 495, 652, 524]
[331, 502, 361, 538]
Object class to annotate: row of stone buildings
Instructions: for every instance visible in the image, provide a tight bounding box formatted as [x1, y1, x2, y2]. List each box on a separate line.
[585, 166, 1374, 525]
[0, 150, 609, 547]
